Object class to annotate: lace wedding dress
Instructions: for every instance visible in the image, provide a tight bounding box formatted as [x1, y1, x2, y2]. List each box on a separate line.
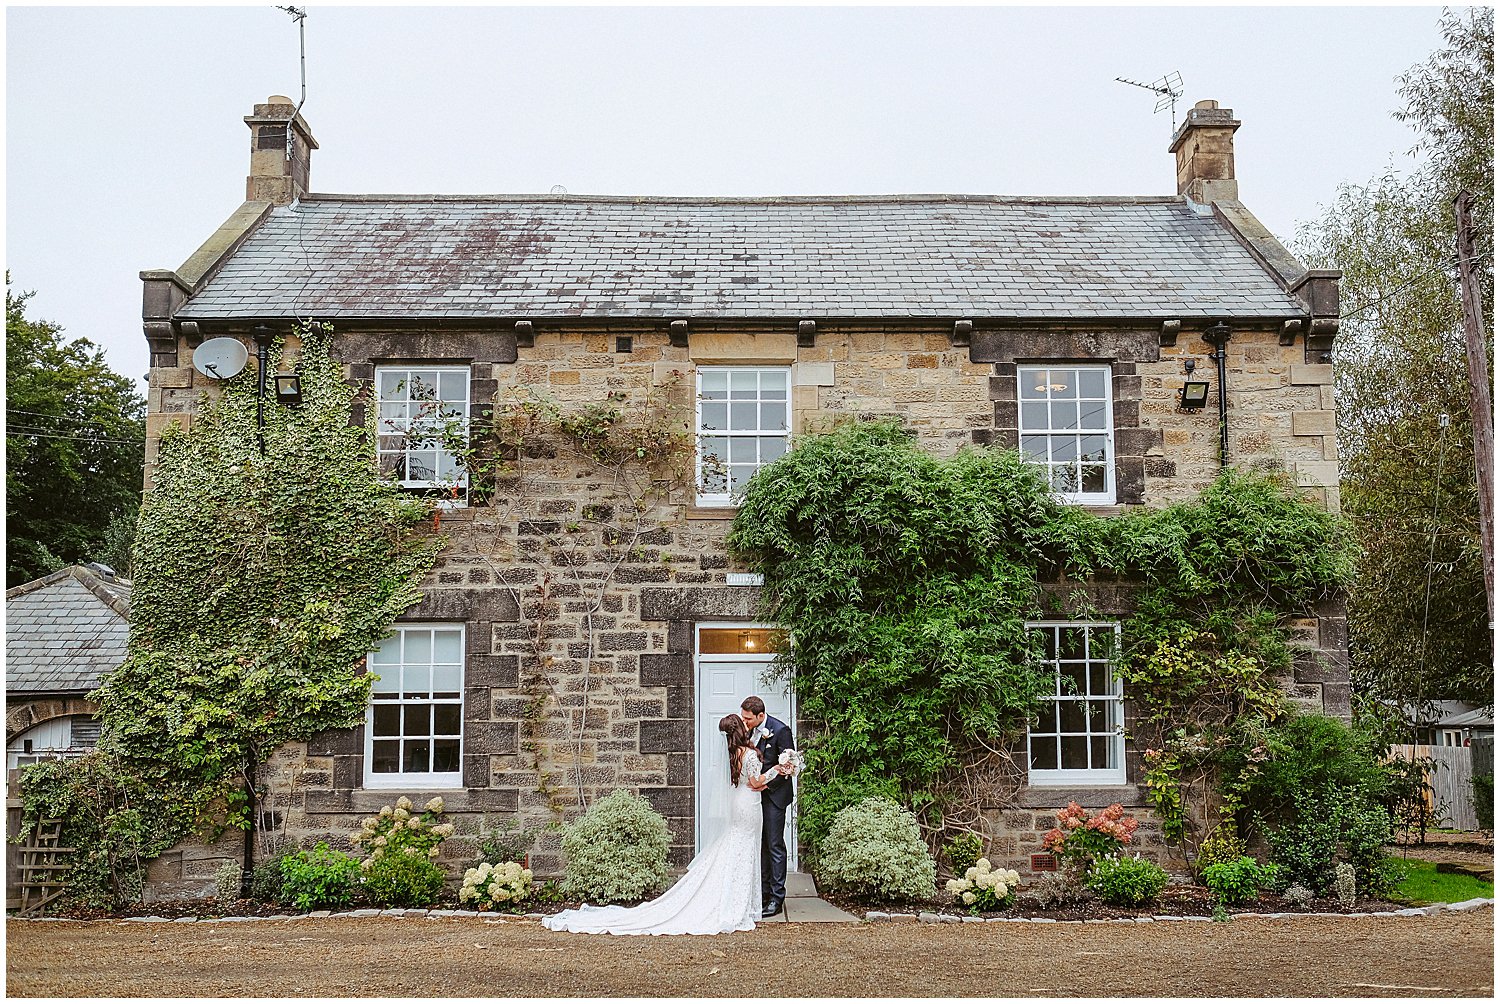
[543, 750, 766, 935]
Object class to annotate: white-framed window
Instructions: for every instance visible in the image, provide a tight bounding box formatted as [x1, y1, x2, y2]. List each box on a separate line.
[1017, 365, 1114, 504]
[1026, 622, 1126, 786]
[695, 366, 790, 506]
[375, 366, 471, 501]
[365, 624, 465, 789]
[6, 716, 100, 771]
[1441, 728, 1465, 748]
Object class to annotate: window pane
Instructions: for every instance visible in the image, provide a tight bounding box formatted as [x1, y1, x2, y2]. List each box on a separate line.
[403, 704, 431, 736]
[1041, 628, 1058, 660]
[1081, 465, 1107, 494]
[1088, 661, 1110, 696]
[1080, 435, 1108, 462]
[729, 465, 757, 493]
[1059, 661, 1087, 696]
[432, 739, 461, 774]
[372, 740, 401, 773]
[1020, 402, 1048, 431]
[700, 370, 729, 399]
[1020, 436, 1048, 461]
[1079, 400, 1107, 429]
[1019, 370, 1047, 399]
[405, 631, 432, 665]
[439, 370, 467, 402]
[700, 464, 728, 494]
[1078, 369, 1106, 398]
[371, 672, 399, 697]
[1090, 736, 1110, 770]
[1031, 737, 1058, 771]
[1060, 736, 1088, 769]
[408, 453, 437, 481]
[729, 371, 758, 398]
[371, 637, 401, 665]
[760, 370, 788, 398]
[1059, 701, 1086, 732]
[699, 436, 728, 463]
[438, 451, 465, 480]
[729, 437, 756, 463]
[760, 437, 787, 462]
[379, 454, 407, 479]
[432, 663, 462, 695]
[1050, 401, 1079, 430]
[760, 402, 787, 431]
[379, 402, 407, 425]
[700, 402, 727, 431]
[402, 665, 431, 699]
[409, 371, 439, 398]
[1033, 702, 1059, 733]
[433, 630, 463, 664]
[1050, 466, 1080, 493]
[380, 371, 407, 400]
[373, 704, 401, 736]
[730, 402, 758, 429]
[403, 739, 431, 773]
[1059, 628, 1086, 659]
[433, 704, 462, 736]
[1050, 437, 1079, 462]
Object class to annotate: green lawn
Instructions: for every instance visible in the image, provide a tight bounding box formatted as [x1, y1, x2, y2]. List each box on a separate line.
[1392, 859, 1493, 905]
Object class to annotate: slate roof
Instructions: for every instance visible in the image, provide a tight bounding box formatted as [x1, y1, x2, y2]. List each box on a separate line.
[175, 194, 1307, 321]
[6, 566, 131, 695]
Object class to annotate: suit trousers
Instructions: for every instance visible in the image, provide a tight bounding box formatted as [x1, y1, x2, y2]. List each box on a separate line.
[761, 799, 788, 902]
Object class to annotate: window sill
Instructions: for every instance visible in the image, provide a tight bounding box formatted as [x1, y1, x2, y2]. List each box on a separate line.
[1016, 784, 1147, 808]
[685, 506, 739, 520]
[363, 775, 465, 790]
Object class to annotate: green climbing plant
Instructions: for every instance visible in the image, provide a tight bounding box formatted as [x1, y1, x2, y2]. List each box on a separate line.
[17, 321, 441, 908]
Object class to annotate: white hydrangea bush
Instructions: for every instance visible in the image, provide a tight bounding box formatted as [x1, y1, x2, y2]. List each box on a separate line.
[460, 860, 534, 910]
[945, 857, 1020, 913]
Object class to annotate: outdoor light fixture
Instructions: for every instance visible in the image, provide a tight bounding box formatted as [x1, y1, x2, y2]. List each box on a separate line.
[1179, 379, 1211, 409]
[274, 372, 303, 405]
[739, 631, 757, 653]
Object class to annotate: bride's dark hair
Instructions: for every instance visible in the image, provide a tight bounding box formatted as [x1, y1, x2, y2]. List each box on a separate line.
[719, 714, 754, 786]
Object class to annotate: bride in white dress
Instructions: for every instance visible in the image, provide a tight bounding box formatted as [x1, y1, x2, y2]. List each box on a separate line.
[543, 714, 787, 935]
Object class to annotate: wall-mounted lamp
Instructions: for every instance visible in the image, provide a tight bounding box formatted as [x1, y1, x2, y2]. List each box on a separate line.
[274, 372, 303, 405]
[739, 630, 758, 653]
[1179, 380, 1211, 409]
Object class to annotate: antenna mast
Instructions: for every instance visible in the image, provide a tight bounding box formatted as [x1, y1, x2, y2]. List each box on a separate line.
[1115, 71, 1185, 131]
[276, 6, 308, 163]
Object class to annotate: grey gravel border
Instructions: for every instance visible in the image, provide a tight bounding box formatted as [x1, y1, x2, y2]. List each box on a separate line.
[863, 896, 1493, 924]
[8, 897, 1492, 925]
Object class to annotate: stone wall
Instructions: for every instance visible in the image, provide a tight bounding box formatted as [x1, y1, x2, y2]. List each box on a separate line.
[136, 319, 1345, 896]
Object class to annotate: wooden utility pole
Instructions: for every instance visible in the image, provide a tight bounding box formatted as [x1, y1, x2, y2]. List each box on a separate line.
[1454, 191, 1495, 623]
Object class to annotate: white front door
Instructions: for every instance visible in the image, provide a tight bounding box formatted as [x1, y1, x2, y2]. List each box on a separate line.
[695, 626, 796, 870]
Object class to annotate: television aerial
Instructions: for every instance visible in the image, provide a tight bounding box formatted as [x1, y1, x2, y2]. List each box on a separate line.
[1115, 71, 1185, 130]
[192, 337, 249, 380]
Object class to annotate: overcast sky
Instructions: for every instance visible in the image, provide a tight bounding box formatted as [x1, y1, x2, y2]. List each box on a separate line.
[6, 4, 1449, 391]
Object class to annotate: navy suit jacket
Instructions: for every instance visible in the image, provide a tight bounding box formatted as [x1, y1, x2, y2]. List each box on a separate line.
[755, 715, 796, 811]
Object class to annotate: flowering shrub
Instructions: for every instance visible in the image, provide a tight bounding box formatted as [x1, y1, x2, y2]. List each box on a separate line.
[560, 790, 671, 904]
[816, 797, 936, 902]
[944, 857, 1020, 913]
[1085, 854, 1168, 906]
[460, 861, 534, 910]
[1042, 802, 1139, 872]
[279, 842, 363, 910]
[352, 795, 455, 907]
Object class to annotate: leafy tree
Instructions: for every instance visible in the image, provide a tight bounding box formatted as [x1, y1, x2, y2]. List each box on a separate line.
[1294, 8, 1493, 708]
[5, 278, 146, 585]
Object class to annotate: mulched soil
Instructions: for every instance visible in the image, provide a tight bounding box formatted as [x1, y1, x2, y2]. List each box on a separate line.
[7, 910, 1494, 997]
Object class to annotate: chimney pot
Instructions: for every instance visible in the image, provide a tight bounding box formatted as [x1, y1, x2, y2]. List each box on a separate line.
[244, 96, 318, 205]
[1168, 99, 1240, 205]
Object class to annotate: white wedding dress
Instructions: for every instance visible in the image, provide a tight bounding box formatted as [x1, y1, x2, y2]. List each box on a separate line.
[543, 750, 765, 935]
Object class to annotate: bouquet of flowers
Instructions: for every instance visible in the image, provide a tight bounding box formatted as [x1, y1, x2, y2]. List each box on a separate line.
[778, 749, 807, 776]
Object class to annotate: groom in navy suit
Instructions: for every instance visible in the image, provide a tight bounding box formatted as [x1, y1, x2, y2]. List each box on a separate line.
[741, 695, 795, 917]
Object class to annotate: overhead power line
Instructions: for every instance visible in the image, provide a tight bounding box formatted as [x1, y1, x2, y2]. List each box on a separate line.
[4, 426, 145, 446]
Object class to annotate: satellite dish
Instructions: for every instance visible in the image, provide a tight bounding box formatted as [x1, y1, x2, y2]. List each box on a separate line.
[193, 337, 249, 380]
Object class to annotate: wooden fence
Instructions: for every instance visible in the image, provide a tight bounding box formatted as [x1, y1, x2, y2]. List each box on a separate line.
[1389, 743, 1479, 831]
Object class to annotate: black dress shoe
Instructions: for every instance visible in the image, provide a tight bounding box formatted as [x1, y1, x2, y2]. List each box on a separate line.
[761, 899, 783, 918]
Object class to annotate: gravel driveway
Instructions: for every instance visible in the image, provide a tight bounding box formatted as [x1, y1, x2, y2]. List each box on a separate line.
[6, 910, 1494, 997]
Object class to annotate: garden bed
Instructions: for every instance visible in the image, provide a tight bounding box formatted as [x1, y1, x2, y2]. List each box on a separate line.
[820, 885, 1408, 922]
[12, 893, 644, 923]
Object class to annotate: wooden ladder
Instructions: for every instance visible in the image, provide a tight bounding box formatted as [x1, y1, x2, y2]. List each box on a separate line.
[16, 818, 75, 915]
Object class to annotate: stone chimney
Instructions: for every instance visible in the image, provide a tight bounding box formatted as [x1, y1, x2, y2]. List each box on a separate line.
[244, 95, 318, 204]
[1168, 99, 1240, 204]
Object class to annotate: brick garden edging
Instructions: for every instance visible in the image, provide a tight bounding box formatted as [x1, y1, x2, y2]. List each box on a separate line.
[865, 897, 1495, 924]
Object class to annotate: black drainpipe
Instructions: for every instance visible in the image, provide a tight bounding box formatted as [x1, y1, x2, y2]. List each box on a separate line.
[1202, 321, 1232, 467]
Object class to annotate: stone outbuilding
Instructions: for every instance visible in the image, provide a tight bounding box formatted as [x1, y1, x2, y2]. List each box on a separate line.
[131, 95, 1349, 894]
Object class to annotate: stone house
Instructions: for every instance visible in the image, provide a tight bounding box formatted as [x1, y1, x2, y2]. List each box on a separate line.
[135, 95, 1347, 894]
[6, 564, 127, 906]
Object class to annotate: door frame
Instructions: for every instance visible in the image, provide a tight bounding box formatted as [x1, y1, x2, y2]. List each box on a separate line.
[693, 621, 798, 871]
